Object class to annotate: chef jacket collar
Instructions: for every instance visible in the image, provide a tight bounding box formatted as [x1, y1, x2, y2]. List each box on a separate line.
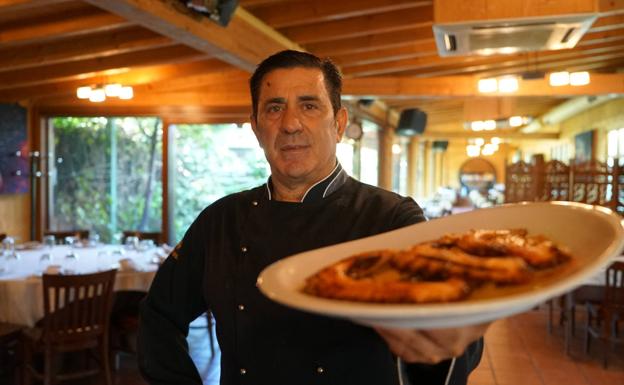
[265, 162, 348, 203]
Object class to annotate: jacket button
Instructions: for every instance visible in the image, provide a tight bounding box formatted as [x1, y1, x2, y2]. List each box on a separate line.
[252, 200, 258, 206]
[240, 368, 247, 375]
[238, 304, 245, 311]
[316, 366, 324, 374]
[241, 246, 247, 253]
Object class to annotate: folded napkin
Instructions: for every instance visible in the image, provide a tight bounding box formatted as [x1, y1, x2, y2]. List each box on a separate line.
[44, 265, 61, 275]
[118, 258, 138, 272]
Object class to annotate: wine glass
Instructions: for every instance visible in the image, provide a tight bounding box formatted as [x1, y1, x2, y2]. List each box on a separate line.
[63, 251, 79, 274]
[43, 235, 56, 249]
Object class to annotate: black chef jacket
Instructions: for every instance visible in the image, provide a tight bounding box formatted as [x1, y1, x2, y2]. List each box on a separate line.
[139, 165, 482, 385]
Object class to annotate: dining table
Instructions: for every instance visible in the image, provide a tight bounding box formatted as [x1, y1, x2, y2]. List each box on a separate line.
[0, 243, 166, 327]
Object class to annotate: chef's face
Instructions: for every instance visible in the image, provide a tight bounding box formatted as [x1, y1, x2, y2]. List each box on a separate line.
[251, 67, 347, 187]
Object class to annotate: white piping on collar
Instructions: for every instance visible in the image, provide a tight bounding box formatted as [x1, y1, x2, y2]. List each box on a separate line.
[397, 358, 405, 385]
[299, 163, 340, 202]
[444, 357, 457, 385]
[265, 178, 272, 200]
[322, 167, 344, 198]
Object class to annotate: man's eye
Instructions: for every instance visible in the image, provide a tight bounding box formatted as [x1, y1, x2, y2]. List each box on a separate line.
[303, 103, 317, 110]
[267, 105, 282, 113]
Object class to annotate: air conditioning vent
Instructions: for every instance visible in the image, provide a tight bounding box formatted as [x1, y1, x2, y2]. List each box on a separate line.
[433, 14, 596, 57]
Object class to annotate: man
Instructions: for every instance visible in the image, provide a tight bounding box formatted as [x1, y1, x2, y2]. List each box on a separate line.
[138, 50, 486, 385]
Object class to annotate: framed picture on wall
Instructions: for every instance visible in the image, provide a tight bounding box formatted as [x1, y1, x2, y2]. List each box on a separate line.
[574, 130, 595, 163]
[0, 104, 29, 194]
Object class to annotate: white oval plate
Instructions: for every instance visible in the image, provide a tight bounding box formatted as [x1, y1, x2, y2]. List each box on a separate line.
[257, 202, 624, 329]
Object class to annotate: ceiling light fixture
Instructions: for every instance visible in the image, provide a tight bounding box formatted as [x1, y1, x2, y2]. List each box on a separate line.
[498, 76, 519, 93]
[76, 83, 134, 102]
[478, 78, 498, 93]
[570, 71, 590, 86]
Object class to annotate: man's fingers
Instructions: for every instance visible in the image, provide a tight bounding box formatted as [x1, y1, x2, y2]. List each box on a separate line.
[375, 327, 448, 364]
[375, 323, 490, 364]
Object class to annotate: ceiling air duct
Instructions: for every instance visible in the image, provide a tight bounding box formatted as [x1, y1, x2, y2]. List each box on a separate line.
[433, 0, 597, 57]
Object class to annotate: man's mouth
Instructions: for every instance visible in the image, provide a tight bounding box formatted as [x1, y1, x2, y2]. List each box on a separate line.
[281, 144, 309, 152]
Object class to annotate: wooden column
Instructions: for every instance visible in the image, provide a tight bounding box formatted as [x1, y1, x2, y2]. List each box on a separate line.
[28, 103, 45, 241]
[407, 137, 420, 197]
[378, 126, 394, 190]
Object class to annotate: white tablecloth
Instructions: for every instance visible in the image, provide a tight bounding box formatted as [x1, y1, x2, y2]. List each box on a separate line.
[0, 244, 162, 326]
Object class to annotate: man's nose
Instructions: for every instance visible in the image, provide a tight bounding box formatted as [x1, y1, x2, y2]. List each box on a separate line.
[281, 106, 302, 133]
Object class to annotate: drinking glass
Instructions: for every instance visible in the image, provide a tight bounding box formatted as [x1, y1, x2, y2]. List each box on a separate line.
[125, 236, 139, 250]
[38, 253, 52, 274]
[96, 250, 111, 271]
[63, 251, 79, 274]
[43, 235, 56, 249]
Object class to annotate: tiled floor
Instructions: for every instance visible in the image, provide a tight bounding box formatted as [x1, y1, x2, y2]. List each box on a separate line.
[469, 309, 624, 385]
[6, 307, 622, 385]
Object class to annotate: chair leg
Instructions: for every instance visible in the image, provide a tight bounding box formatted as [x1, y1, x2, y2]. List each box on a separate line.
[43, 348, 52, 385]
[584, 312, 591, 354]
[601, 317, 610, 369]
[547, 299, 553, 334]
[101, 337, 113, 385]
[571, 305, 576, 336]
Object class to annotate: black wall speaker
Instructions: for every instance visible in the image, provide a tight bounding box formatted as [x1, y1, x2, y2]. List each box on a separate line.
[396, 108, 427, 136]
[432, 140, 449, 151]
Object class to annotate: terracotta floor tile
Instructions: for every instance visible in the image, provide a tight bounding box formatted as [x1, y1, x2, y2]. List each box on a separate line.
[468, 368, 497, 385]
[494, 369, 544, 385]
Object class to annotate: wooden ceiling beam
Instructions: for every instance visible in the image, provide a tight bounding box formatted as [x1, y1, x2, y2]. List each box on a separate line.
[599, 0, 624, 15]
[85, 0, 303, 72]
[250, 0, 430, 29]
[342, 74, 624, 98]
[0, 0, 70, 13]
[0, 8, 132, 47]
[39, 90, 251, 108]
[0, 26, 171, 72]
[344, 40, 624, 77]
[239, 0, 292, 9]
[331, 41, 438, 67]
[0, 59, 232, 102]
[0, 44, 203, 90]
[420, 131, 559, 140]
[37, 105, 250, 124]
[409, 47, 624, 78]
[280, 6, 433, 45]
[306, 26, 433, 57]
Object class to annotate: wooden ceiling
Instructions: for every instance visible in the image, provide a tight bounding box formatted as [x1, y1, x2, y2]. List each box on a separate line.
[1, 0, 624, 135]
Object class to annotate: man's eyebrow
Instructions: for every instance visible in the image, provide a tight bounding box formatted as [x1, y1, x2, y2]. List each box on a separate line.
[298, 95, 320, 102]
[264, 97, 286, 105]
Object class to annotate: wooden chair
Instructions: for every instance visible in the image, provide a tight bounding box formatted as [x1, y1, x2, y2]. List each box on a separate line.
[43, 230, 90, 244]
[0, 233, 6, 242]
[584, 261, 624, 368]
[0, 322, 24, 384]
[21, 270, 117, 385]
[121, 230, 162, 244]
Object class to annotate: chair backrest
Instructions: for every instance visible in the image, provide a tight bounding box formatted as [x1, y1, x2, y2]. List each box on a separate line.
[41, 269, 117, 344]
[122, 231, 162, 244]
[43, 230, 90, 244]
[604, 261, 624, 312]
[0, 233, 5, 242]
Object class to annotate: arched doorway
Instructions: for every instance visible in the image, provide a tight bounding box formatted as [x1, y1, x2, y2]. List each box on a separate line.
[459, 158, 496, 194]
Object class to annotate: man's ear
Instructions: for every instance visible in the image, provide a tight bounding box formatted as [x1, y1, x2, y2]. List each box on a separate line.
[250, 114, 263, 149]
[335, 107, 348, 142]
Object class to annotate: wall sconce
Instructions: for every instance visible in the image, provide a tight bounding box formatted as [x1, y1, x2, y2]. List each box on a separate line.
[76, 84, 134, 102]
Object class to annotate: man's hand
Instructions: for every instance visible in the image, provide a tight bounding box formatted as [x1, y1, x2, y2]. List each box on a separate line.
[375, 323, 490, 364]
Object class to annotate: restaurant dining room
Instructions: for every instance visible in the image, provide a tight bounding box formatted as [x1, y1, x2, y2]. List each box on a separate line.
[1, 0, 624, 384]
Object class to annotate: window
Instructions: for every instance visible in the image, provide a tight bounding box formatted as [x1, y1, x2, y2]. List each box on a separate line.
[391, 137, 409, 195]
[171, 123, 269, 242]
[607, 127, 624, 165]
[48, 117, 162, 243]
[359, 119, 379, 185]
